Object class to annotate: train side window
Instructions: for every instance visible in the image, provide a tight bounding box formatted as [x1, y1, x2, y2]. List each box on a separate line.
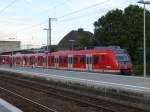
[55, 58, 58, 63]
[17, 57, 20, 62]
[86, 57, 89, 64]
[71, 57, 72, 64]
[34, 57, 36, 63]
[30, 57, 35, 63]
[24, 57, 28, 63]
[57, 58, 59, 63]
[69, 57, 72, 64]
[64, 56, 67, 64]
[73, 56, 78, 64]
[38, 57, 42, 63]
[101, 55, 106, 60]
[43, 57, 46, 63]
[54, 58, 56, 63]
[93, 55, 99, 64]
[68, 57, 70, 64]
[80, 56, 85, 64]
[59, 57, 62, 64]
[90, 56, 92, 64]
[51, 57, 54, 64]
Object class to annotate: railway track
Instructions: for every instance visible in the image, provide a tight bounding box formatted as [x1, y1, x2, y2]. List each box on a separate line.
[0, 86, 58, 112]
[0, 74, 148, 112]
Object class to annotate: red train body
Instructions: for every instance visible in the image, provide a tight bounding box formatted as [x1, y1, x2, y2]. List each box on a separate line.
[0, 47, 133, 75]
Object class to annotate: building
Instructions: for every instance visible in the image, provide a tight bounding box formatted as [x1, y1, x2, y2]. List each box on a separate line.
[58, 28, 94, 50]
[0, 41, 21, 53]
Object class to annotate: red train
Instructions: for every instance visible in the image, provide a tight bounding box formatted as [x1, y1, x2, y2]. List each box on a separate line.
[0, 47, 133, 75]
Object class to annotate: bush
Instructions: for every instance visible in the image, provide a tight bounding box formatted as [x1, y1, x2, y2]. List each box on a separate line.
[133, 64, 143, 76]
[133, 64, 150, 76]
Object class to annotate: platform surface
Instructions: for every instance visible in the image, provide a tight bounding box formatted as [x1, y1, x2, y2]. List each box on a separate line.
[0, 99, 22, 112]
[0, 65, 150, 93]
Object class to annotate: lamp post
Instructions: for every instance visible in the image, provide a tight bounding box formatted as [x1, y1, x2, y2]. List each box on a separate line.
[69, 40, 75, 51]
[43, 28, 49, 68]
[43, 28, 49, 52]
[137, 0, 150, 78]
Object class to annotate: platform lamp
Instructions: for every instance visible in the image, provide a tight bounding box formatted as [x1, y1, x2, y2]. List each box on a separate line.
[43, 28, 49, 68]
[137, 0, 150, 77]
[8, 37, 16, 66]
[69, 40, 75, 51]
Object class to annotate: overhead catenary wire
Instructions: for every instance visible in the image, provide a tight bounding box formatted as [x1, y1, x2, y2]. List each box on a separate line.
[0, 0, 17, 15]
[2, 0, 111, 39]
[5, 0, 110, 36]
[57, 0, 110, 19]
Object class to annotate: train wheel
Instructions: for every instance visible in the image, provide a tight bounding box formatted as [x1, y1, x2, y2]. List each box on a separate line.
[121, 69, 131, 75]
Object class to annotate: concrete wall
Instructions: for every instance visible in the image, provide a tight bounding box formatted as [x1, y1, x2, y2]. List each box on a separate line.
[0, 41, 21, 53]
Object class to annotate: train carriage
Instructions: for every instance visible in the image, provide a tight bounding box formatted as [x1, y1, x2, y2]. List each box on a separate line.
[34, 53, 47, 68]
[0, 46, 133, 75]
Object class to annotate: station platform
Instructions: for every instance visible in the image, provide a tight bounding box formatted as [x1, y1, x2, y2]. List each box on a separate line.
[0, 65, 150, 111]
[0, 99, 22, 112]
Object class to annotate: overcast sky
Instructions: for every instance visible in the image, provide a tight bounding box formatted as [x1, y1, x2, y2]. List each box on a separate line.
[0, 0, 144, 48]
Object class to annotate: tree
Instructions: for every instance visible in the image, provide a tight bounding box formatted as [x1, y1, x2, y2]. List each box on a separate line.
[94, 5, 150, 75]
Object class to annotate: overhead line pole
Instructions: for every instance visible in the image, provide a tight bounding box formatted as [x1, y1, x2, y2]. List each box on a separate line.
[137, 0, 150, 77]
[48, 18, 57, 51]
[144, 3, 146, 78]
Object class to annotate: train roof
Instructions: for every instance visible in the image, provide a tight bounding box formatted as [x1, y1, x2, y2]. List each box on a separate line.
[50, 49, 113, 55]
[0, 46, 128, 57]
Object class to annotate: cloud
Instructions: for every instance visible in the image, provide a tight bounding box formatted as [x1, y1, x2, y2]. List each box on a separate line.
[25, 0, 32, 3]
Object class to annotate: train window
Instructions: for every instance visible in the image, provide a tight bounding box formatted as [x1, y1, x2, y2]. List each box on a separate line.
[17, 57, 20, 62]
[30, 57, 32, 62]
[64, 56, 67, 64]
[24, 57, 28, 63]
[68, 57, 70, 64]
[101, 55, 106, 60]
[38, 57, 42, 63]
[86, 57, 89, 64]
[30, 57, 35, 63]
[54, 58, 56, 63]
[73, 56, 78, 64]
[43, 57, 46, 63]
[71, 57, 72, 64]
[69, 57, 72, 64]
[80, 56, 85, 64]
[93, 55, 99, 64]
[55, 58, 58, 63]
[90, 56, 92, 64]
[56, 58, 59, 63]
[51, 57, 54, 63]
[34, 58, 37, 62]
[59, 57, 63, 64]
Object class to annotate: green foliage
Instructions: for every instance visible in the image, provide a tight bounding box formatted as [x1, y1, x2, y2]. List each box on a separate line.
[94, 5, 150, 76]
[133, 64, 143, 76]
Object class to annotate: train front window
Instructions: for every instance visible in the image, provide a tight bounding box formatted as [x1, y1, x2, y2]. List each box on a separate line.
[116, 54, 130, 65]
[93, 56, 99, 64]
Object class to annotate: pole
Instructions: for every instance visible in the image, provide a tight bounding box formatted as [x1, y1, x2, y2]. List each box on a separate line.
[48, 18, 57, 51]
[46, 30, 49, 52]
[144, 3, 146, 77]
[49, 18, 51, 47]
[43, 28, 49, 68]
[72, 41, 73, 51]
[46, 29, 49, 68]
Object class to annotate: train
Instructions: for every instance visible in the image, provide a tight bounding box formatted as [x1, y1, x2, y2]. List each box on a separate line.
[0, 46, 133, 75]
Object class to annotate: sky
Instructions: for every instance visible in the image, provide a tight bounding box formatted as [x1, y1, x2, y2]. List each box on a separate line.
[0, 0, 144, 49]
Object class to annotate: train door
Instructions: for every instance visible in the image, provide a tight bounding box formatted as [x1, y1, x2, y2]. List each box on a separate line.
[68, 55, 73, 70]
[86, 54, 92, 71]
[54, 56, 59, 69]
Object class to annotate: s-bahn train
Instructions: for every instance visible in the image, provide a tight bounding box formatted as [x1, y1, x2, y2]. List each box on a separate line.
[0, 46, 133, 75]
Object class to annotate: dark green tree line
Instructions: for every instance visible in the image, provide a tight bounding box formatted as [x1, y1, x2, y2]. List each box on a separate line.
[93, 5, 150, 75]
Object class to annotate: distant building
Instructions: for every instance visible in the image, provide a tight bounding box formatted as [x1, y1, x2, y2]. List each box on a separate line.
[58, 28, 93, 50]
[0, 41, 21, 53]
